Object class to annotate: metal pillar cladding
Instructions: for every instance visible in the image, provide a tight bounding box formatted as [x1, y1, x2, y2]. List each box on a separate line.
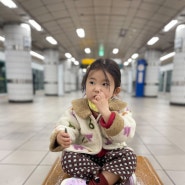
[135, 59, 147, 97]
[4, 23, 33, 102]
[121, 68, 128, 93]
[44, 49, 59, 96]
[170, 24, 185, 105]
[144, 50, 161, 97]
[63, 59, 72, 93]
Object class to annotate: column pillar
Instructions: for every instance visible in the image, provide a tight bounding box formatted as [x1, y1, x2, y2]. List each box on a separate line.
[64, 59, 72, 93]
[4, 23, 33, 102]
[70, 64, 79, 91]
[58, 61, 64, 96]
[170, 24, 185, 105]
[144, 50, 161, 97]
[131, 59, 137, 95]
[44, 49, 59, 96]
[121, 67, 128, 93]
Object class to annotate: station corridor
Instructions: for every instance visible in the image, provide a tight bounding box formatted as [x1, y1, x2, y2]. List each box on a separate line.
[0, 91, 185, 185]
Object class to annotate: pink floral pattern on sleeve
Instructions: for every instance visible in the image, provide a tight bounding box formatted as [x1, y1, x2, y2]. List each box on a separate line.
[73, 144, 84, 150]
[123, 126, 131, 137]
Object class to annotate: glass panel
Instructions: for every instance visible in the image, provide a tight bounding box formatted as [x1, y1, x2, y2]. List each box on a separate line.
[166, 70, 172, 92]
[0, 61, 7, 93]
[32, 69, 44, 93]
[158, 71, 164, 92]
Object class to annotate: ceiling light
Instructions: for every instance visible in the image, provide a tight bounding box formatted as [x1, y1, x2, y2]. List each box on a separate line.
[65, 53, 72, 58]
[84, 48, 91, 54]
[124, 61, 129, 66]
[160, 52, 175, 61]
[112, 48, 119, 54]
[74, 61, 79, 65]
[147, 36, 159, 45]
[76, 28, 85, 38]
[0, 36, 5, 42]
[71, 57, 76, 62]
[0, 0, 17, 8]
[131, 53, 139, 59]
[46, 36, 57, 45]
[29, 19, 42, 31]
[163, 20, 178, 32]
[124, 58, 132, 66]
[30, 51, 44, 60]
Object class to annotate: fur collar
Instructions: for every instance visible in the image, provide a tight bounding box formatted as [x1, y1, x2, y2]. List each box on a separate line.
[72, 98, 127, 119]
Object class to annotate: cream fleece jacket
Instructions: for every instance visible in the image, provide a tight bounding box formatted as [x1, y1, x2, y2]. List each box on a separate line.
[49, 98, 136, 154]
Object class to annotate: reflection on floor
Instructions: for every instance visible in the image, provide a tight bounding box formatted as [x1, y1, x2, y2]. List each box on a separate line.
[0, 91, 185, 185]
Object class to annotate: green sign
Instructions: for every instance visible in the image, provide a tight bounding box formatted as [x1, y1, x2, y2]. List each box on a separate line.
[98, 44, 104, 57]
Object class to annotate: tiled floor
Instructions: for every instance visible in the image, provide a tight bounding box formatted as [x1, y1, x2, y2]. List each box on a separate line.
[0, 91, 185, 185]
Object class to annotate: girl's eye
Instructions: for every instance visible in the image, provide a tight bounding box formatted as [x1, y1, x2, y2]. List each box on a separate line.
[102, 82, 109, 87]
[89, 81, 95, 85]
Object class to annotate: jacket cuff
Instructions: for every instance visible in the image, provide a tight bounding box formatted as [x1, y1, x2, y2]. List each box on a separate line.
[100, 112, 116, 128]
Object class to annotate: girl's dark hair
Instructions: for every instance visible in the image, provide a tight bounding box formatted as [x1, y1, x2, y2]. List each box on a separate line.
[81, 58, 121, 92]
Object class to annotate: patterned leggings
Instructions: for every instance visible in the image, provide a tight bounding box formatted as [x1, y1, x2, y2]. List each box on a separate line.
[61, 148, 137, 184]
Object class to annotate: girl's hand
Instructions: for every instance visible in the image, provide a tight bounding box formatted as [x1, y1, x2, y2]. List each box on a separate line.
[92, 91, 109, 111]
[56, 130, 71, 148]
[92, 92, 111, 122]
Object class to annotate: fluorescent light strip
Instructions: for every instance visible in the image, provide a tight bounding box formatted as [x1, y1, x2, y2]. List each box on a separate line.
[30, 51, 44, 60]
[46, 36, 57, 45]
[0, 36, 5, 42]
[71, 57, 76, 62]
[163, 20, 178, 32]
[84, 48, 91, 54]
[65, 53, 72, 58]
[76, 28, 85, 38]
[160, 52, 175, 61]
[112, 48, 119, 54]
[0, 0, 17, 8]
[131, 53, 139, 59]
[147, 36, 159, 45]
[74, 61, 79, 65]
[29, 19, 42, 32]
[124, 61, 129, 66]
[124, 58, 132, 66]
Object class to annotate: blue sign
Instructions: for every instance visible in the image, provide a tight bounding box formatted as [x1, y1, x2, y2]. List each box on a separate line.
[135, 59, 147, 97]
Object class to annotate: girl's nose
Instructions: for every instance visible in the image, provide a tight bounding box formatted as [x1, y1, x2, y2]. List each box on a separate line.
[94, 84, 101, 92]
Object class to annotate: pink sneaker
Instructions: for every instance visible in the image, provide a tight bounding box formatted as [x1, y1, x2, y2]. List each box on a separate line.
[60, 177, 86, 185]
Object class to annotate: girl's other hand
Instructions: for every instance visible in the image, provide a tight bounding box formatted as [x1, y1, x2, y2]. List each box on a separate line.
[56, 130, 71, 148]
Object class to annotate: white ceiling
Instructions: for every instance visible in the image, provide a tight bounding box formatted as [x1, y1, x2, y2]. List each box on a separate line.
[1, 0, 185, 63]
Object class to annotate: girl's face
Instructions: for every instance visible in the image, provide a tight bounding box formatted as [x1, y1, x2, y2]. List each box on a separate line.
[85, 69, 119, 101]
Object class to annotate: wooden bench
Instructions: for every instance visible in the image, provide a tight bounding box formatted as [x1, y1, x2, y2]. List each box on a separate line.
[42, 156, 163, 185]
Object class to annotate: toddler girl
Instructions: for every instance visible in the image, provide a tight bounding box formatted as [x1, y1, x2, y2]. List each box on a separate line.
[49, 58, 137, 185]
